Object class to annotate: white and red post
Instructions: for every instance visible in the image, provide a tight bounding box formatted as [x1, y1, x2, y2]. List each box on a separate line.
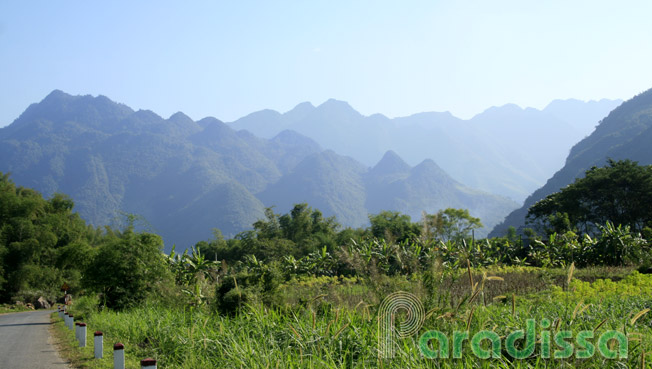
[141, 358, 157, 369]
[113, 343, 125, 369]
[94, 331, 103, 359]
[77, 322, 87, 347]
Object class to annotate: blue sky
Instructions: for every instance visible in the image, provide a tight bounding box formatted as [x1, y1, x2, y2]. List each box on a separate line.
[1, 1, 651, 126]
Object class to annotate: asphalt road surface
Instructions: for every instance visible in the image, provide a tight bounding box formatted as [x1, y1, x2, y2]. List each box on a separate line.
[0, 310, 70, 369]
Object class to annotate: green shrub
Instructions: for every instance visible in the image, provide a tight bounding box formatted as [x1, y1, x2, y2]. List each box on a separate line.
[11, 289, 57, 306]
[68, 294, 100, 320]
[83, 228, 173, 309]
[214, 259, 283, 314]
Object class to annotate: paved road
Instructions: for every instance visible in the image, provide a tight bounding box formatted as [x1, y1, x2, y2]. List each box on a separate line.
[0, 310, 70, 369]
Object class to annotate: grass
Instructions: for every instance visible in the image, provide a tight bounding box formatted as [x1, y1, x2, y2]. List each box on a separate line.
[51, 311, 145, 369]
[55, 266, 652, 368]
[0, 303, 32, 314]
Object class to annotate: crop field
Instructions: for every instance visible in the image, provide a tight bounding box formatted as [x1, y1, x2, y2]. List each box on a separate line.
[57, 266, 652, 368]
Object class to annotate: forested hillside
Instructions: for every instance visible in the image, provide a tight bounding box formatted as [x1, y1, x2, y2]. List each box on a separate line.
[491, 88, 652, 236]
[0, 91, 516, 248]
[231, 98, 621, 201]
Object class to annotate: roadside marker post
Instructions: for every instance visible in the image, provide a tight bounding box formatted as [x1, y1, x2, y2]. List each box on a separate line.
[114, 343, 125, 369]
[67, 314, 74, 330]
[94, 331, 103, 359]
[141, 358, 157, 369]
[78, 323, 87, 347]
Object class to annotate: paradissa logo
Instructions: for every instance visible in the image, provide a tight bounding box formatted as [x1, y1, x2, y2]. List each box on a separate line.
[378, 292, 628, 360]
[418, 318, 627, 360]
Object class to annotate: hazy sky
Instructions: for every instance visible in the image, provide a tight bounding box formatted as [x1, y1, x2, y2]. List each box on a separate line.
[1, 1, 651, 127]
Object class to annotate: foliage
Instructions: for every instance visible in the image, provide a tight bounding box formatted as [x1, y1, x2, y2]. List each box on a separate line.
[550, 270, 652, 302]
[213, 257, 283, 315]
[166, 245, 220, 306]
[210, 204, 340, 263]
[590, 221, 649, 266]
[524, 222, 650, 268]
[61, 266, 652, 368]
[0, 172, 94, 303]
[423, 208, 483, 243]
[83, 224, 172, 309]
[528, 159, 652, 234]
[368, 210, 420, 243]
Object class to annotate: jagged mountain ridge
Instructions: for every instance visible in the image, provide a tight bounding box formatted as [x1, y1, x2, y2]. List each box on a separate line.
[0, 91, 517, 248]
[230, 98, 622, 201]
[490, 88, 652, 237]
[259, 149, 517, 236]
[0, 90, 320, 248]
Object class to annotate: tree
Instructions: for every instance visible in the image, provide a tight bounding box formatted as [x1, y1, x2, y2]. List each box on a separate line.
[423, 208, 483, 243]
[249, 204, 339, 258]
[83, 224, 171, 309]
[528, 159, 652, 234]
[0, 172, 92, 302]
[368, 211, 420, 243]
[195, 228, 228, 262]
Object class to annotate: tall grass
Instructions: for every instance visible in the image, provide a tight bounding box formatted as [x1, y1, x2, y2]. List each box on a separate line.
[65, 267, 652, 368]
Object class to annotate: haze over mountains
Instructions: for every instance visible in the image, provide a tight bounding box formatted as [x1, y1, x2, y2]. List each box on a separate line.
[491, 88, 652, 237]
[0, 90, 519, 249]
[231, 98, 621, 202]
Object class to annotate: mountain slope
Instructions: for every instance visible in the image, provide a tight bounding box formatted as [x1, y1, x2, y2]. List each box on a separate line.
[260, 149, 518, 236]
[0, 91, 322, 248]
[364, 153, 517, 236]
[490, 88, 652, 237]
[259, 150, 369, 227]
[230, 98, 621, 201]
[0, 91, 518, 247]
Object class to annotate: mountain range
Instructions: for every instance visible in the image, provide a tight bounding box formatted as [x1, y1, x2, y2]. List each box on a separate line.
[0, 90, 517, 249]
[230, 98, 621, 202]
[490, 88, 652, 237]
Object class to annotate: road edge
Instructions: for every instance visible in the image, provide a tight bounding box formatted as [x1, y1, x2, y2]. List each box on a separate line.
[49, 312, 85, 368]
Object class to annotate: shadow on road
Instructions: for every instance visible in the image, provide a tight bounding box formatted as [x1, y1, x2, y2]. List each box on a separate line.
[0, 322, 52, 327]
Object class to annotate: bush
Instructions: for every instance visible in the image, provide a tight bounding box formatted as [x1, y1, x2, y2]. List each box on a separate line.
[214, 260, 283, 314]
[589, 222, 649, 266]
[68, 294, 100, 320]
[83, 228, 172, 309]
[11, 289, 57, 306]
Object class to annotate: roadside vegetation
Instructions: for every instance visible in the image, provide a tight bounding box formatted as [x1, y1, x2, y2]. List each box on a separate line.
[3, 160, 652, 367]
[0, 303, 31, 314]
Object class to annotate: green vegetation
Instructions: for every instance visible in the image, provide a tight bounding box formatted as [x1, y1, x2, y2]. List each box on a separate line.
[0, 172, 93, 303]
[60, 267, 652, 368]
[0, 172, 172, 310]
[493, 87, 652, 237]
[0, 90, 518, 248]
[528, 159, 652, 234]
[423, 208, 484, 243]
[2, 159, 652, 367]
[83, 222, 172, 309]
[0, 303, 31, 314]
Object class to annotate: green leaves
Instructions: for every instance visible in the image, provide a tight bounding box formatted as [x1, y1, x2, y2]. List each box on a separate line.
[369, 210, 420, 244]
[528, 159, 652, 235]
[423, 208, 483, 243]
[83, 228, 172, 309]
[0, 172, 93, 302]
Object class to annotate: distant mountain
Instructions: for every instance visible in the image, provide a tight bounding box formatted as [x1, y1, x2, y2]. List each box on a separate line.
[542, 98, 623, 136]
[259, 149, 518, 236]
[490, 88, 652, 237]
[230, 98, 622, 201]
[0, 90, 321, 248]
[259, 150, 369, 227]
[364, 151, 516, 234]
[0, 91, 517, 248]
